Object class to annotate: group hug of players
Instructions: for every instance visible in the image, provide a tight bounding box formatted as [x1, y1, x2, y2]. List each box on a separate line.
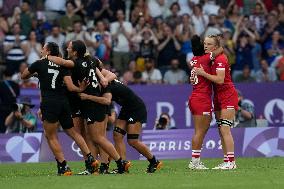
[21, 40, 162, 175]
[20, 32, 238, 175]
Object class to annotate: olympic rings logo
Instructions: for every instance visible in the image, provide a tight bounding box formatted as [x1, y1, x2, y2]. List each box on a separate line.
[71, 142, 83, 157]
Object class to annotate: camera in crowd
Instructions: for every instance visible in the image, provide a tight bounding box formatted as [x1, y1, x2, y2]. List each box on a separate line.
[12, 103, 24, 112]
[12, 97, 35, 112]
[155, 113, 170, 130]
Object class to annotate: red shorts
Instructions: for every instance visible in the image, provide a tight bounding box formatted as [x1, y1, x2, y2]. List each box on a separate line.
[189, 94, 212, 116]
[213, 89, 238, 112]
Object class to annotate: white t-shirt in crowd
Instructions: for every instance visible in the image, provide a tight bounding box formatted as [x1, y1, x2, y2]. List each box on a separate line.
[192, 14, 209, 35]
[45, 0, 66, 11]
[110, 21, 133, 52]
[142, 69, 162, 83]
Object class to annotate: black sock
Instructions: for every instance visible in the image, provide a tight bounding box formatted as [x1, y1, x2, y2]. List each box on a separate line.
[115, 158, 122, 166]
[55, 158, 66, 166]
[148, 156, 156, 164]
[86, 153, 92, 158]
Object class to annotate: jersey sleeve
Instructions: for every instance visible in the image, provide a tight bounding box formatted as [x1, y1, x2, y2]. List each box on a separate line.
[61, 67, 72, 77]
[215, 56, 226, 71]
[28, 60, 41, 74]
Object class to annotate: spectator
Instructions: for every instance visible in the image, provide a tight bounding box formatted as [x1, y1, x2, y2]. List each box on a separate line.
[110, 9, 133, 73]
[234, 65, 256, 83]
[132, 26, 158, 71]
[142, 57, 162, 84]
[25, 30, 41, 65]
[203, 14, 222, 37]
[45, 25, 66, 54]
[7, 6, 21, 28]
[0, 13, 9, 42]
[260, 13, 281, 43]
[2, 0, 20, 17]
[148, 0, 171, 19]
[177, 0, 194, 15]
[5, 96, 37, 133]
[130, 70, 146, 85]
[235, 90, 256, 127]
[277, 2, 284, 24]
[163, 58, 187, 84]
[154, 112, 175, 130]
[90, 20, 112, 64]
[166, 2, 181, 29]
[44, 0, 66, 22]
[191, 4, 208, 35]
[255, 59, 277, 82]
[152, 17, 165, 41]
[130, 0, 150, 24]
[264, 30, 284, 64]
[249, 36, 262, 74]
[20, 1, 33, 36]
[72, 0, 86, 22]
[93, 0, 117, 23]
[226, 0, 241, 28]
[65, 20, 90, 44]
[121, 60, 136, 85]
[59, 1, 81, 33]
[232, 19, 254, 79]
[222, 29, 236, 66]
[203, 0, 220, 15]
[157, 23, 181, 69]
[11, 62, 28, 84]
[3, 23, 28, 74]
[0, 69, 20, 133]
[249, 1, 267, 33]
[176, 14, 195, 70]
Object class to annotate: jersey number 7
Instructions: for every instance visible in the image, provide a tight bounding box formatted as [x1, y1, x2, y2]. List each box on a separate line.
[48, 68, 59, 89]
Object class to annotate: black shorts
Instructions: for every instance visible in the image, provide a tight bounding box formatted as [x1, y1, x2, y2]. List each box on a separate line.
[67, 93, 82, 118]
[41, 97, 73, 130]
[118, 105, 147, 124]
[81, 101, 107, 125]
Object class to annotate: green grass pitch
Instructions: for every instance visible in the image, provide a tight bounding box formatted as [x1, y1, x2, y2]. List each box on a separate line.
[1, 157, 284, 189]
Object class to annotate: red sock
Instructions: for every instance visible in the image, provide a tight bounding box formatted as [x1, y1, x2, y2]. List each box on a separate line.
[224, 155, 228, 162]
[192, 150, 201, 159]
[227, 152, 235, 162]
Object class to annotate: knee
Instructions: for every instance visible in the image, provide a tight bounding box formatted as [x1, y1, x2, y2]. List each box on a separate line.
[113, 127, 126, 141]
[127, 139, 139, 147]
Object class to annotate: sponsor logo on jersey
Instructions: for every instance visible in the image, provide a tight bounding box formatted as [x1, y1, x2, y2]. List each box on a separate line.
[82, 62, 87, 67]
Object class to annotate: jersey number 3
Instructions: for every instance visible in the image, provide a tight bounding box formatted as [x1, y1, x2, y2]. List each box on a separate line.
[89, 69, 98, 88]
[48, 68, 59, 89]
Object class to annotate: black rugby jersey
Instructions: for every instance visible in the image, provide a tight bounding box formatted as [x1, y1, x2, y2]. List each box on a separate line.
[28, 58, 69, 97]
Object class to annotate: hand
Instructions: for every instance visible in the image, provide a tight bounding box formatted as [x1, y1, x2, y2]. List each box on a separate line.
[14, 111, 23, 119]
[37, 109, 42, 121]
[78, 79, 89, 92]
[194, 65, 206, 76]
[78, 93, 89, 100]
[100, 77, 108, 88]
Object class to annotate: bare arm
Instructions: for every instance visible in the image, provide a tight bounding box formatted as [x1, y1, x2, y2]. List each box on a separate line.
[4, 112, 14, 126]
[101, 68, 117, 82]
[157, 37, 171, 51]
[172, 36, 181, 50]
[48, 56, 75, 68]
[64, 76, 88, 93]
[195, 65, 225, 84]
[79, 92, 112, 105]
[21, 68, 32, 80]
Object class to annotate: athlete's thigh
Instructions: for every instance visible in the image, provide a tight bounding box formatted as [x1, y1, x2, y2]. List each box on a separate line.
[193, 115, 211, 134]
[220, 109, 235, 120]
[127, 122, 142, 134]
[115, 119, 127, 131]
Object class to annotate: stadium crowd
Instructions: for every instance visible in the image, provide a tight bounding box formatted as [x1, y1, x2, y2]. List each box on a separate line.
[0, 0, 284, 85]
[0, 0, 282, 133]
